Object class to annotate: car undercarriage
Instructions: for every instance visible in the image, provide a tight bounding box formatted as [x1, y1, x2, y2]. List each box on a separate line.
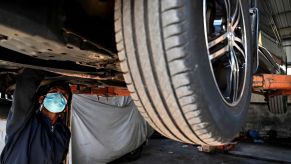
[0, 0, 123, 92]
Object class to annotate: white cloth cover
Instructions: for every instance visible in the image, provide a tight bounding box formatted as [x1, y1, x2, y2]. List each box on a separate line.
[0, 100, 9, 152]
[71, 95, 153, 164]
[0, 119, 6, 152]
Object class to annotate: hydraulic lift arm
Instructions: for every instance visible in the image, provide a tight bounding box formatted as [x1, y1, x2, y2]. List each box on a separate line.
[69, 73, 291, 97]
[253, 74, 291, 96]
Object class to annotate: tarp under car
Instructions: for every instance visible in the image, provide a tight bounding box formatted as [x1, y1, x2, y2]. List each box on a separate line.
[70, 95, 153, 164]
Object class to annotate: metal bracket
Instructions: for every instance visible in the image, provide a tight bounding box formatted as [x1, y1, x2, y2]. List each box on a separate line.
[249, 7, 259, 74]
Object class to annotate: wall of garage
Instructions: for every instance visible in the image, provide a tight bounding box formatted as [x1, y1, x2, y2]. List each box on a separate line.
[283, 40, 291, 64]
[245, 102, 291, 138]
[283, 40, 291, 74]
[249, 94, 291, 138]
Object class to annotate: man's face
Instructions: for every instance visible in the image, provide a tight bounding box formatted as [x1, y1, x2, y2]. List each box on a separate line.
[39, 86, 70, 124]
[39, 85, 70, 114]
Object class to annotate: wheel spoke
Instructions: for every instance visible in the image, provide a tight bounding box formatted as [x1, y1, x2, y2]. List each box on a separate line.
[228, 51, 234, 101]
[231, 4, 241, 31]
[209, 45, 229, 61]
[231, 1, 239, 25]
[234, 36, 243, 45]
[224, 0, 231, 20]
[208, 32, 227, 48]
[227, 59, 233, 99]
[230, 49, 239, 101]
[233, 41, 245, 59]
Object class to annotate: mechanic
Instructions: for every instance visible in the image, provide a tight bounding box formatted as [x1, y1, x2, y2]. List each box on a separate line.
[0, 68, 72, 164]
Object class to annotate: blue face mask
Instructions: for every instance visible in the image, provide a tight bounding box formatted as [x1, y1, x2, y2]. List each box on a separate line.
[43, 93, 68, 113]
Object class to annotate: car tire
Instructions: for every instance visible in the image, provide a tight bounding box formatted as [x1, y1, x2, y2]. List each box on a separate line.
[115, 0, 252, 145]
[268, 95, 288, 114]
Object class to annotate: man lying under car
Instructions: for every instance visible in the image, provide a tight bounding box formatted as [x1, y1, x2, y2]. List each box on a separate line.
[0, 68, 72, 164]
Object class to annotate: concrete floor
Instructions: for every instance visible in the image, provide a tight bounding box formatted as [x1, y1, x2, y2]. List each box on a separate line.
[118, 138, 291, 164]
[109, 100, 291, 164]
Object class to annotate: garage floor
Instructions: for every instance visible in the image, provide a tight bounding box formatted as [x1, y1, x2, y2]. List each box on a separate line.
[113, 102, 291, 164]
[117, 138, 291, 164]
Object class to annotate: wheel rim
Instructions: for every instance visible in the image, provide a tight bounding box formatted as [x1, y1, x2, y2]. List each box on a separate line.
[203, 0, 247, 106]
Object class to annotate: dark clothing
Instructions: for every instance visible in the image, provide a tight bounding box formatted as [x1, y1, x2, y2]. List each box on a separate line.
[0, 69, 71, 164]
